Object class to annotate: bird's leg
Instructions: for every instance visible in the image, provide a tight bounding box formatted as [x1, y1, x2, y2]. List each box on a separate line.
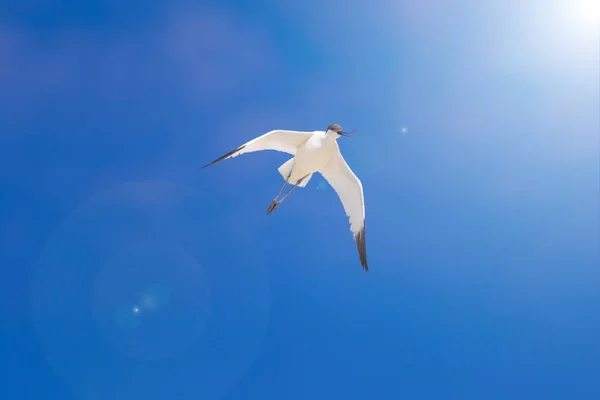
[266, 174, 310, 214]
[267, 170, 293, 214]
[267, 180, 288, 214]
[274, 180, 288, 201]
[279, 174, 309, 201]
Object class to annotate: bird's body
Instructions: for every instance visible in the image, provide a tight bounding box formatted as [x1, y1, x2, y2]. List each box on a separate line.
[202, 124, 368, 271]
[284, 131, 336, 184]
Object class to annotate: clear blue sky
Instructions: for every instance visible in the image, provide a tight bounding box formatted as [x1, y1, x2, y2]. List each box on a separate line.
[1, 1, 599, 399]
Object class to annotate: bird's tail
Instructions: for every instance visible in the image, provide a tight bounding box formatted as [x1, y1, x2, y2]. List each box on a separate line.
[278, 158, 312, 187]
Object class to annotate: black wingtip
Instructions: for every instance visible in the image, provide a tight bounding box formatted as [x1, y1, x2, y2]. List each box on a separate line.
[354, 221, 368, 272]
[200, 144, 246, 170]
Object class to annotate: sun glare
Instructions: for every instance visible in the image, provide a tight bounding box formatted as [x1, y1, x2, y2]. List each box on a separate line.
[569, 0, 600, 27]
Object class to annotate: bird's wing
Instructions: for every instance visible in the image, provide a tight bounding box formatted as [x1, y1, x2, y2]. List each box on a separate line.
[201, 130, 314, 168]
[319, 145, 368, 271]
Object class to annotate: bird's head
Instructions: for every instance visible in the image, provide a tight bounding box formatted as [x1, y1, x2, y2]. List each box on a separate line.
[326, 123, 355, 139]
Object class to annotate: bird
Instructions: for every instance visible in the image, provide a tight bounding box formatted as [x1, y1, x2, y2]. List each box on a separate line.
[201, 124, 368, 271]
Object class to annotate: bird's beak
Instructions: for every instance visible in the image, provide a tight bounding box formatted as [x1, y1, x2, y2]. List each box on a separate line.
[339, 129, 356, 137]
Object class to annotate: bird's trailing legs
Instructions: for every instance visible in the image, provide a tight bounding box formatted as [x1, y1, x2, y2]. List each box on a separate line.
[267, 173, 310, 214]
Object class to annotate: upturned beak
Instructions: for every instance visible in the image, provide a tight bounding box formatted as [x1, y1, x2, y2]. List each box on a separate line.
[339, 129, 356, 137]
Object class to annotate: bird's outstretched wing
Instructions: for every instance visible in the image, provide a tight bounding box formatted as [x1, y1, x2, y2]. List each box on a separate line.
[319, 145, 368, 271]
[201, 130, 314, 169]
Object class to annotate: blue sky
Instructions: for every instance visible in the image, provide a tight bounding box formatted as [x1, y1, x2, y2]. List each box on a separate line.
[1, 0, 599, 399]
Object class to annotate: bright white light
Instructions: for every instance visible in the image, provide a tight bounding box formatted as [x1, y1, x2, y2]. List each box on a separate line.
[132, 306, 140, 313]
[568, 0, 600, 27]
[401, 127, 408, 134]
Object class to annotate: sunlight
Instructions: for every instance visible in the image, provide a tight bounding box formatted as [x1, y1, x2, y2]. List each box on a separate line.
[566, 0, 600, 30]
[496, 0, 600, 78]
[565, 0, 600, 33]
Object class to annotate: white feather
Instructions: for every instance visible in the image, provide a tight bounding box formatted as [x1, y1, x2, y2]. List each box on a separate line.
[319, 144, 365, 235]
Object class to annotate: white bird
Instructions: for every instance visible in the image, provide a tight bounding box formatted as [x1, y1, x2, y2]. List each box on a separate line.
[202, 124, 368, 271]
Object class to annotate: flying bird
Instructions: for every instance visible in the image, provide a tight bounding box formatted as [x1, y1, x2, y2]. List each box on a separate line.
[202, 124, 368, 271]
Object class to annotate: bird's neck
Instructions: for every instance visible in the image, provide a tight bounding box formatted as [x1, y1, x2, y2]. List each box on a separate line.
[324, 130, 341, 140]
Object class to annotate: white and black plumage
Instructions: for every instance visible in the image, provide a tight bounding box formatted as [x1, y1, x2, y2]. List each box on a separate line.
[202, 124, 368, 271]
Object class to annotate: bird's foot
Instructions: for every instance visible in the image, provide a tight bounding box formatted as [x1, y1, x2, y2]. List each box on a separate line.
[266, 200, 280, 214]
